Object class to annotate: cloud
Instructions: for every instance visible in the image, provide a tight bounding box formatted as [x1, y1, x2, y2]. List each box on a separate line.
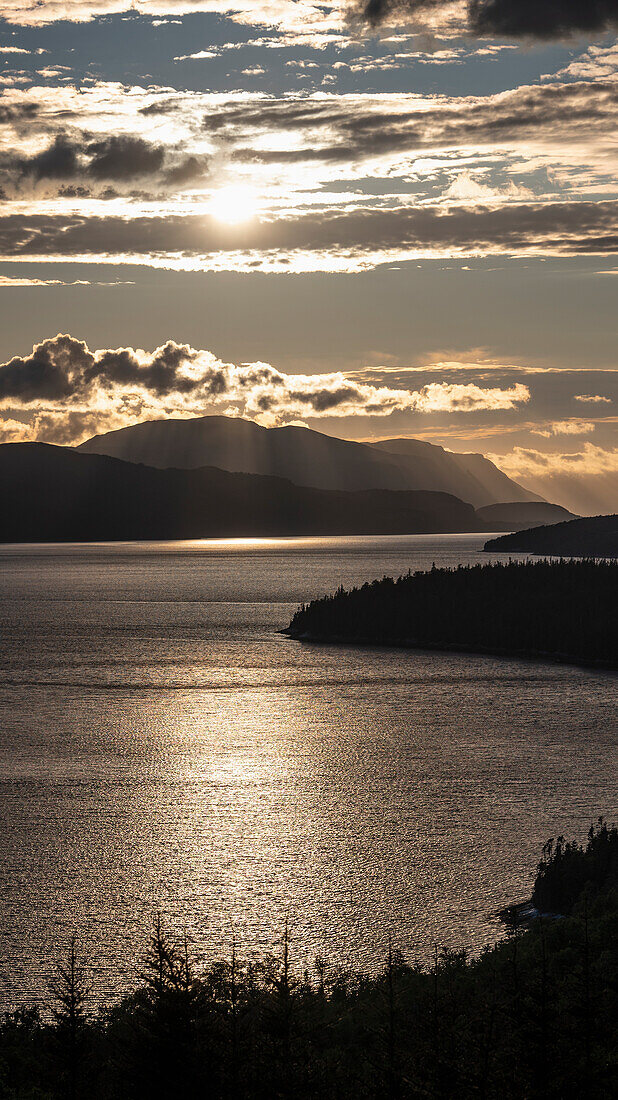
[360, 0, 618, 40]
[411, 380, 529, 411]
[0, 79, 615, 226]
[0, 416, 32, 442]
[532, 418, 597, 437]
[548, 42, 618, 80]
[21, 133, 79, 180]
[0, 123, 208, 197]
[0, 201, 615, 271]
[491, 442, 618, 478]
[575, 393, 612, 403]
[0, 0, 346, 43]
[0, 274, 133, 285]
[489, 441, 618, 513]
[6, 0, 614, 42]
[219, 80, 618, 169]
[86, 135, 165, 180]
[0, 78, 614, 270]
[443, 169, 532, 203]
[0, 334, 530, 441]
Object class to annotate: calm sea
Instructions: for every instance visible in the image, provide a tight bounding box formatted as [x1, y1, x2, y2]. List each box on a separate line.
[0, 535, 616, 1006]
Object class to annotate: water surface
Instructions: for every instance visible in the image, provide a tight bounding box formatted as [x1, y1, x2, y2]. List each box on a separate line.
[1, 535, 616, 1005]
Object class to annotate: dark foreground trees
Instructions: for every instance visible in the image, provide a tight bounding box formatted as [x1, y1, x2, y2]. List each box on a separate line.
[285, 559, 618, 667]
[1, 823, 617, 1099]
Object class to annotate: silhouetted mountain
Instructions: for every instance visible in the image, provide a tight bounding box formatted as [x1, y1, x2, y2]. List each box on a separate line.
[476, 501, 577, 530]
[484, 514, 618, 557]
[368, 436, 543, 505]
[0, 443, 484, 542]
[77, 416, 539, 508]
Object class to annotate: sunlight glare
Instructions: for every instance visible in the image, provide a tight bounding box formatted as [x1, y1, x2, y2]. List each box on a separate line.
[210, 185, 258, 224]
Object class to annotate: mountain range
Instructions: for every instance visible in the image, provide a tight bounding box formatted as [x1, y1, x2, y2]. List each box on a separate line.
[1, 417, 580, 542]
[77, 415, 541, 510]
[1, 443, 484, 541]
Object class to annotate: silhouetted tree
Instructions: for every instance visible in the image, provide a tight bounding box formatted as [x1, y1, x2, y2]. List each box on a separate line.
[48, 937, 91, 1100]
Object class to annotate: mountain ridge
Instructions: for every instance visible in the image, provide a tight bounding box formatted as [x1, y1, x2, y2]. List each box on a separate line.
[1, 442, 486, 542]
[77, 415, 541, 509]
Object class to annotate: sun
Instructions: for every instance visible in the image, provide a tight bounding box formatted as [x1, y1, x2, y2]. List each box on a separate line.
[209, 185, 258, 225]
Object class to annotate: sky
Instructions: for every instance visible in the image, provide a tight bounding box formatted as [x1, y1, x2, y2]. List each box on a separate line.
[0, 0, 616, 513]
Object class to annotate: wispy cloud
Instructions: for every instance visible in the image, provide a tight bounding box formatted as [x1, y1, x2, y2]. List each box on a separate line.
[531, 419, 597, 438]
[574, 393, 612, 404]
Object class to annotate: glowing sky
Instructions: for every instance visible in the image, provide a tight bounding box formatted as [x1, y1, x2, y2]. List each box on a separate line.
[0, 0, 616, 511]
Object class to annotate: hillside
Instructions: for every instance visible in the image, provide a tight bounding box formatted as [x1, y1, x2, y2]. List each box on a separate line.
[476, 501, 576, 529]
[284, 559, 618, 668]
[484, 514, 618, 557]
[370, 436, 543, 506]
[0, 443, 484, 542]
[77, 415, 540, 508]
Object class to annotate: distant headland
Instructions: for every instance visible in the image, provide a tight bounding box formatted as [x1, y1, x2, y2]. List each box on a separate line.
[484, 514, 618, 557]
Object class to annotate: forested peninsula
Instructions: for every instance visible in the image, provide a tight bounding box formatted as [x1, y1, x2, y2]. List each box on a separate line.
[484, 514, 618, 557]
[284, 560, 618, 669]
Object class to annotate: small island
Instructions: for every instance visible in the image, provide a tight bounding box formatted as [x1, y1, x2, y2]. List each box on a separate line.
[484, 513, 618, 557]
[283, 559, 618, 669]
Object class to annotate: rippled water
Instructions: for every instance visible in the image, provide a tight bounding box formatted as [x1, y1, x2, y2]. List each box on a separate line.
[0, 535, 616, 1006]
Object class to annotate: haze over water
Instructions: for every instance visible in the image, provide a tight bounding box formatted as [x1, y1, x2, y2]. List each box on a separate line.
[1, 534, 616, 1006]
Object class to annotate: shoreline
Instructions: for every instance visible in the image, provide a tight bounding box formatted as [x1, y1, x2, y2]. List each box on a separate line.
[279, 629, 618, 672]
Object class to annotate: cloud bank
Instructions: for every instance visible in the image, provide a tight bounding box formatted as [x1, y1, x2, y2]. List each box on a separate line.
[0, 76, 615, 271]
[0, 201, 615, 272]
[0, 334, 530, 442]
[361, 0, 618, 40]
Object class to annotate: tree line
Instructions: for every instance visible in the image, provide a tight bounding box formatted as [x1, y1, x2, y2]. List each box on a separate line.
[1, 822, 617, 1099]
[285, 559, 618, 667]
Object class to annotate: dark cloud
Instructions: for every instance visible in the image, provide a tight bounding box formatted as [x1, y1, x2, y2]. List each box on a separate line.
[0, 103, 39, 124]
[288, 385, 363, 412]
[0, 335, 92, 403]
[0, 335, 227, 406]
[24, 133, 80, 180]
[0, 130, 206, 194]
[363, 0, 440, 28]
[225, 81, 618, 166]
[164, 154, 208, 185]
[140, 100, 181, 116]
[86, 342, 203, 396]
[86, 135, 165, 180]
[57, 184, 90, 198]
[469, 0, 618, 39]
[361, 0, 618, 38]
[0, 200, 615, 261]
